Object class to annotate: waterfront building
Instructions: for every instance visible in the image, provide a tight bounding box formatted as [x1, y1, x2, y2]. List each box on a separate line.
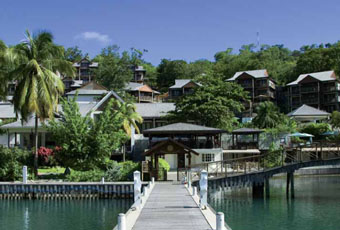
[142, 123, 225, 171]
[287, 104, 330, 122]
[227, 69, 276, 117]
[168, 79, 201, 100]
[287, 70, 340, 113]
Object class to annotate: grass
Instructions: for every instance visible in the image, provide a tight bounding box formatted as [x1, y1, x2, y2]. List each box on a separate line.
[38, 167, 66, 175]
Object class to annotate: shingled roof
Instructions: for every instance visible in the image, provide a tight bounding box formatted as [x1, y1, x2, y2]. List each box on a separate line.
[143, 122, 225, 136]
[135, 103, 175, 118]
[287, 104, 330, 117]
[228, 69, 268, 81]
[169, 79, 201, 89]
[287, 70, 336, 86]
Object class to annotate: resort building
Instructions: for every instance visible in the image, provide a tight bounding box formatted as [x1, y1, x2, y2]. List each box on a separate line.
[168, 79, 201, 100]
[287, 70, 340, 113]
[287, 104, 330, 122]
[142, 123, 225, 172]
[132, 66, 146, 83]
[63, 58, 98, 92]
[227, 69, 276, 117]
[124, 82, 160, 103]
[66, 81, 108, 103]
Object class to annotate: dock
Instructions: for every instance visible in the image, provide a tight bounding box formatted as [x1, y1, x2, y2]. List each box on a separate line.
[133, 183, 213, 230]
[114, 171, 230, 230]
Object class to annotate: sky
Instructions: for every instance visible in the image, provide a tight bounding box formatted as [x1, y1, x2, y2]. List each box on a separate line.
[1, 0, 340, 65]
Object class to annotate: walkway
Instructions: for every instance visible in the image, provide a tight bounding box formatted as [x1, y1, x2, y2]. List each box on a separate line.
[132, 183, 212, 230]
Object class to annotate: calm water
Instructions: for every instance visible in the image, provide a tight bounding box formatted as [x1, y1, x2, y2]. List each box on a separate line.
[209, 175, 340, 230]
[0, 199, 132, 230]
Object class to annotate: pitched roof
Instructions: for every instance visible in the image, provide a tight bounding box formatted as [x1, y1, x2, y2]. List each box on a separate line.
[232, 128, 264, 134]
[125, 82, 156, 93]
[135, 103, 175, 118]
[287, 104, 330, 117]
[143, 122, 225, 136]
[287, 70, 336, 86]
[228, 69, 268, 81]
[169, 79, 201, 89]
[66, 89, 108, 95]
[0, 104, 16, 119]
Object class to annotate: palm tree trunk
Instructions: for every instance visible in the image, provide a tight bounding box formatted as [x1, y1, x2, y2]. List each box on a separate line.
[34, 114, 39, 176]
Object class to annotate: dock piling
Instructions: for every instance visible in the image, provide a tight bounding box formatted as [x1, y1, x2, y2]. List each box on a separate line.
[216, 212, 225, 230]
[118, 213, 126, 230]
[200, 170, 208, 209]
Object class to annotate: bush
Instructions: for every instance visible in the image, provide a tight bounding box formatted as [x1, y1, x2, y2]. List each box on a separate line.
[299, 123, 331, 140]
[264, 143, 283, 168]
[37, 147, 55, 166]
[105, 161, 140, 181]
[65, 169, 104, 182]
[159, 158, 170, 171]
[0, 146, 32, 181]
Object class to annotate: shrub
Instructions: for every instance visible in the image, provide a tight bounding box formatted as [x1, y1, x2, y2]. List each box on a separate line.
[105, 161, 140, 181]
[264, 143, 283, 168]
[0, 146, 32, 181]
[159, 158, 170, 171]
[65, 169, 104, 182]
[299, 123, 331, 140]
[37, 147, 54, 166]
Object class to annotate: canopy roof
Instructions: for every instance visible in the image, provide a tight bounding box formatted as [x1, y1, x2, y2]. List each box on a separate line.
[144, 139, 199, 156]
[288, 132, 314, 137]
[287, 104, 330, 121]
[232, 128, 263, 134]
[143, 122, 225, 136]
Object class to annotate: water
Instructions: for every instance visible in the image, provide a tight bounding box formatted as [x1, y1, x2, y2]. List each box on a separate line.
[209, 175, 340, 230]
[0, 199, 132, 230]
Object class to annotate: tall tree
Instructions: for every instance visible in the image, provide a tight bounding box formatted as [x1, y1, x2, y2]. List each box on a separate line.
[64, 46, 84, 62]
[168, 74, 248, 131]
[252, 101, 282, 129]
[94, 45, 145, 90]
[10, 30, 75, 175]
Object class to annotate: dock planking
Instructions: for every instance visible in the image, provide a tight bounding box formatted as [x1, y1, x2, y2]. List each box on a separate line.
[132, 183, 212, 230]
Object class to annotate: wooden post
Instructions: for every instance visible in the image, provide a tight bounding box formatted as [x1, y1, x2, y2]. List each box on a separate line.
[134, 171, 141, 207]
[22, 166, 28, 184]
[286, 172, 291, 198]
[290, 172, 295, 199]
[265, 178, 270, 198]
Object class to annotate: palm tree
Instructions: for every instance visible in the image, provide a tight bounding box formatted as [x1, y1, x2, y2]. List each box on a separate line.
[0, 40, 17, 100]
[10, 30, 75, 175]
[252, 101, 281, 129]
[113, 100, 143, 161]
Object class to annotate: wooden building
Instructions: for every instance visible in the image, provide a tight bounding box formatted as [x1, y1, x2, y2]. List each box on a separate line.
[287, 70, 340, 113]
[227, 69, 276, 117]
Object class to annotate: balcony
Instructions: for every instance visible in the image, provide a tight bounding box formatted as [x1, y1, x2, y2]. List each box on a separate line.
[301, 98, 318, 104]
[139, 95, 153, 102]
[300, 87, 318, 93]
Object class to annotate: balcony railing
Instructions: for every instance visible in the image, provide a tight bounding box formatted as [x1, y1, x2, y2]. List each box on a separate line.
[301, 98, 319, 104]
[300, 87, 318, 93]
[139, 95, 153, 101]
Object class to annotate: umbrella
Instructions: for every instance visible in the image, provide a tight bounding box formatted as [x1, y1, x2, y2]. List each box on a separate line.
[321, 131, 339, 136]
[288, 132, 314, 137]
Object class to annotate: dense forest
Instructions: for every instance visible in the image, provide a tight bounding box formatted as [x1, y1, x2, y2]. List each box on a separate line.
[64, 42, 340, 92]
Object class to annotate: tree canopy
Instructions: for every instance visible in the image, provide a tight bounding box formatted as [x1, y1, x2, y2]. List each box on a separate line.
[167, 74, 248, 131]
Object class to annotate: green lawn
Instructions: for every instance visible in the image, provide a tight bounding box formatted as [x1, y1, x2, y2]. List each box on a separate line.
[38, 167, 66, 174]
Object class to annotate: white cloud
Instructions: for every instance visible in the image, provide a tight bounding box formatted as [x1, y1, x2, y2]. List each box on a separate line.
[75, 32, 111, 43]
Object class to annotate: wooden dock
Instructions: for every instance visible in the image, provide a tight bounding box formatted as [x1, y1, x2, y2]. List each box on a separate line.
[133, 183, 212, 230]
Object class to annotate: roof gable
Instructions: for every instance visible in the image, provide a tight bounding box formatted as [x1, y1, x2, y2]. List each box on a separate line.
[169, 79, 201, 89]
[287, 70, 336, 86]
[228, 69, 268, 81]
[80, 81, 107, 90]
[287, 104, 330, 117]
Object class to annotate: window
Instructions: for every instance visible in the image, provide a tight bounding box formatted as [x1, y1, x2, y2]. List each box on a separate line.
[202, 153, 215, 162]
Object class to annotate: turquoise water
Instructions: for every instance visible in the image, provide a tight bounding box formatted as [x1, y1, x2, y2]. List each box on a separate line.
[0, 199, 132, 230]
[209, 175, 340, 230]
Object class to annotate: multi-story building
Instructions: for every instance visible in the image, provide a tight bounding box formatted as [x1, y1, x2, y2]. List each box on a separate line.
[227, 69, 276, 116]
[168, 79, 201, 100]
[63, 58, 98, 93]
[287, 70, 340, 113]
[132, 66, 146, 83]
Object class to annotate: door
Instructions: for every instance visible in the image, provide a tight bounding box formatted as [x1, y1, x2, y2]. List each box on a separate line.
[178, 154, 185, 169]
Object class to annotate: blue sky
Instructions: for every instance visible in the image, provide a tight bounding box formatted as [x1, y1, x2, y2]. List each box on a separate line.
[1, 0, 340, 65]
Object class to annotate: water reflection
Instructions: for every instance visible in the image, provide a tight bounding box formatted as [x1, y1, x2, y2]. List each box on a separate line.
[208, 176, 340, 230]
[0, 199, 132, 230]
